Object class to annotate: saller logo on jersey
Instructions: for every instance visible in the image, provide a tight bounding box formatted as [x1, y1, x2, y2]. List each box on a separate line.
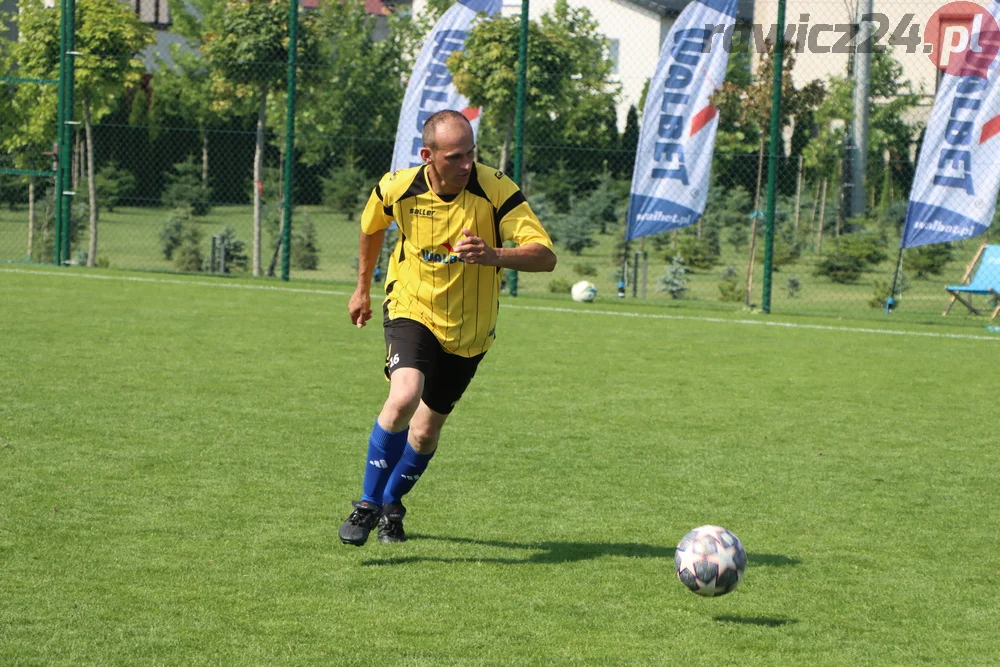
[410, 207, 434, 217]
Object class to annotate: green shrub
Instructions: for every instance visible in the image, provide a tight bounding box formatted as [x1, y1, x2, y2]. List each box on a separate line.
[786, 275, 801, 298]
[159, 212, 185, 260]
[658, 255, 689, 299]
[0, 173, 27, 210]
[553, 208, 598, 255]
[292, 221, 321, 270]
[839, 230, 889, 267]
[321, 156, 367, 221]
[814, 254, 864, 284]
[573, 263, 597, 277]
[163, 158, 211, 217]
[217, 226, 249, 273]
[675, 234, 719, 270]
[870, 268, 910, 308]
[717, 266, 744, 303]
[549, 278, 572, 294]
[905, 243, 954, 278]
[94, 162, 136, 213]
[173, 224, 203, 272]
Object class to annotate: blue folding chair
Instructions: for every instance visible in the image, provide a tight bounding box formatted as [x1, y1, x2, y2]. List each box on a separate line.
[943, 243, 1000, 320]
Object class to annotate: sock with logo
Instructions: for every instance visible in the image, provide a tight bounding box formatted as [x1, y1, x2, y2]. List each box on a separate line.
[360, 421, 409, 506]
[382, 444, 435, 505]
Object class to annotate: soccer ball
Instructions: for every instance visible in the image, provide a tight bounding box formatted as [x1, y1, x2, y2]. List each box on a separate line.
[674, 525, 747, 597]
[571, 280, 597, 302]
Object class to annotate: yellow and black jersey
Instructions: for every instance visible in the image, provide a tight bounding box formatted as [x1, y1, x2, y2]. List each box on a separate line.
[360, 162, 553, 358]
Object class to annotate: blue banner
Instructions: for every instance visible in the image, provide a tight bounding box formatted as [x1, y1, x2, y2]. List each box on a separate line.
[390, 0, 501, 172]
[901, 2, 1000, 248]
[625, 0, 737, 241]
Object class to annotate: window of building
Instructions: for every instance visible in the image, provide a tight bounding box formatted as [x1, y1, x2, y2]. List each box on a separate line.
[607, 38, 620, 75]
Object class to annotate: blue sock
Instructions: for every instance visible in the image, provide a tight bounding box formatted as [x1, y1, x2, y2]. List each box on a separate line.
[383, 444, 435, 505]
[360, 421, 408, 506]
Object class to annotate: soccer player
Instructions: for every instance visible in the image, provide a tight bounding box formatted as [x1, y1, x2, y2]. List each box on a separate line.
[339, 109, 557, 546]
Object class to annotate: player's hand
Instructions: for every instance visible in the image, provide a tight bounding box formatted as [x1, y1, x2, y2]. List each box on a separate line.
[454, 228, 498, 266]
[348, 288, 373, 328]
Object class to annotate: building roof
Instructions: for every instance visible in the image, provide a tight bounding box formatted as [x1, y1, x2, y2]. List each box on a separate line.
[625, 0, 754, 22]
[300, 0, 392, 15]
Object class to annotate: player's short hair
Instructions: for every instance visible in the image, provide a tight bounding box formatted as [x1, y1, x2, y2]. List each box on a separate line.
[422, 110, 472, 149]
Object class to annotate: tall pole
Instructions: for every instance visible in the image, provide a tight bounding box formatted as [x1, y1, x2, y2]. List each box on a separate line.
[761, 0, 786, 315]
[508, 0, 529, 297]
[280, 0, 298, 282]
[59, 0, 77, 266]
[850, 0, 873, 217]
[54, 0, 69, 265]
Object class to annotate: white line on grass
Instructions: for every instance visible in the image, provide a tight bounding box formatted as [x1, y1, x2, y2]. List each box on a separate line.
[4, 267, 998, 342]
[505, 304, 1000, 342]
[0, 267, 352, 297]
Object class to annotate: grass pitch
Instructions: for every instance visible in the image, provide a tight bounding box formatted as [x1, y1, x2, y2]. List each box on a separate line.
[1, 267, 998, 666]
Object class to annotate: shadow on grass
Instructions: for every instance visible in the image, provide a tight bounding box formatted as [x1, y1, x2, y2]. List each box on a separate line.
[714, 615, 797, 627]
[749, 553, 802, 567]
[361, 535, 801, 569]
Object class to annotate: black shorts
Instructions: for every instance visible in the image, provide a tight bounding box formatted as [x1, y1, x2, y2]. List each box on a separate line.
[383, 317, 485, 415]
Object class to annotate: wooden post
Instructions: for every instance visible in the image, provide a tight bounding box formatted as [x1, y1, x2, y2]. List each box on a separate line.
[793, 154, 804, 239]
[816, 178, 828, 256]
[746, 138, 765, 306]
[27, 176, 35, 260]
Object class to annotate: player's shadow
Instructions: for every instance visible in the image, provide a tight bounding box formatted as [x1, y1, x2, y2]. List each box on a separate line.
[714, 616, 797, 627]
[361, 535, 801, 568]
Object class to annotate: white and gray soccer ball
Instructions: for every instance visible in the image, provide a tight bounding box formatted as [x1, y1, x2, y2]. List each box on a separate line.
[674, 525, 747, 597]
[571, 280, 598, 303]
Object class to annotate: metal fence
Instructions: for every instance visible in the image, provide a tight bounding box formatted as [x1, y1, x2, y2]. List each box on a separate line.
[1, 0, 997, 326]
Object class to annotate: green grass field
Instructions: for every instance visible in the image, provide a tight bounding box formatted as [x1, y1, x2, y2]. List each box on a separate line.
[1, 204, 997, 328]
[2, 267, 998, 665]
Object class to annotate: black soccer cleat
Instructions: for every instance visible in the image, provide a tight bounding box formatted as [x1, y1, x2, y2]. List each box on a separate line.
[377, 503, 407, 544]
[339, 500, 382, 546]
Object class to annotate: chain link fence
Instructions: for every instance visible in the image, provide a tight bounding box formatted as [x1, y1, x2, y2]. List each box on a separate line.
[1, 0, 996, 326]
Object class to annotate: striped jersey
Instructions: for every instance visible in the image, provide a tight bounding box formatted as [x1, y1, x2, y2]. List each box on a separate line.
[360, 162, 553, 357]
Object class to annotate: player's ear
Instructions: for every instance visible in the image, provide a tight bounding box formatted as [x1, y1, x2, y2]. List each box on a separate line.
[419, 146, 433, 164]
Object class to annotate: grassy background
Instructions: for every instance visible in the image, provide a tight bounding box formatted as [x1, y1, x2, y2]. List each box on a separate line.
[1, 204, 997, 327]
[1, 267, 998, 666]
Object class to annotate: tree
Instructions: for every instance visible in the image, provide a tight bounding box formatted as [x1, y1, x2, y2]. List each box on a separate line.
[94, 161, 136, 212]
[711, 38, 823, 302]
[448, 9, 572, 171]
[151, 46, 248, 197]
[614, 104, 639, 179]
[71, 0, 153, 266]
[0, 1, 61, 261]
[201, 0, 318, 276]
[528, 1, 621, 179]
[865, 48, 920, 215]
[298, 0, 425, 174]
[450, 0, 621, 183]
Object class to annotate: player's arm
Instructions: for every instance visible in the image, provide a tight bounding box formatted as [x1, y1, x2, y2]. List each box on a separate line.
[454, 229, 556, 272]
[455, 180, 557, 271]
[349, 184, 392, 328]
[349, 228, 385, 328]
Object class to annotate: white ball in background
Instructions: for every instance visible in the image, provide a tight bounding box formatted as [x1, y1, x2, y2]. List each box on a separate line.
[571, 280, 598, 303]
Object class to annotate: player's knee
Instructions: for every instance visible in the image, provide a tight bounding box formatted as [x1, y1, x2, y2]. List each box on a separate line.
[381, 393, 421, 427]
[408, 425, 439, 454]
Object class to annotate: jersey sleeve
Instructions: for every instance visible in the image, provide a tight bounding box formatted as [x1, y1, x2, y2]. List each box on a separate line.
[495, 176, 553, 250]
[359, 176, 394, 235]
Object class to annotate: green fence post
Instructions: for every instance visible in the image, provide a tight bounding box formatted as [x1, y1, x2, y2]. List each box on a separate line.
[761, 0, 786, 315]
[280, 0, 298, 282]
[54, 0, 68, 265]
[508, 0, 529, 297]
[59, 0, 76, 266]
